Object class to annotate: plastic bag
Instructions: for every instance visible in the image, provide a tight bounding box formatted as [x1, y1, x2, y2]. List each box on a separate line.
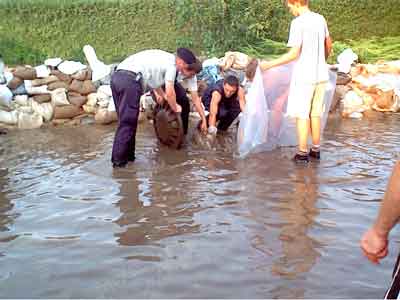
[238, 63, 337, 157]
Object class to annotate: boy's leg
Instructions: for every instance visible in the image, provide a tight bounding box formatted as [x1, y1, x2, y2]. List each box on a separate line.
[310, 82, 327, 157]
[296, 118, 310, 153]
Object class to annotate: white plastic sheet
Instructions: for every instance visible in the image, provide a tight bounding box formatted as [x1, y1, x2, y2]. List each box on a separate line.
[238, 63, 337, 157]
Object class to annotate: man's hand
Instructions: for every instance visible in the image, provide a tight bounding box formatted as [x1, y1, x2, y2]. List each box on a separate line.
[360, 227, 389, 264]
[154, 93, 164, 104]
[199, 119, 208, 134]
[172, 104, 182, 113]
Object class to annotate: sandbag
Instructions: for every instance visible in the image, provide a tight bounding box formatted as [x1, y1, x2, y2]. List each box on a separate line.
[68, 94, 87, 107]
[45, 58, 62, 68]
[48, 81, 70, 91]
[86, 93, 98, 107]
[374, 89, 395, 110]
[83, 45, 111, 82]
[69, 79, 96, 95]
[25, 81, 50, 95]
[82, 104, 96, 114]
[13, 66, 36, 80]
[220, 51, 250, 71]
[18, 111, 43, 129]
[51, 88, 69, 107]
[0, 85, 13, 107]
[0, 110, 18, 125]
[72, 68, 92, 81]
[31, 75, 59, 87]
[58, 60, 87, 75]
[7, 76, 23, 90]
[53, 104, 83, 119]
[14, 95, 29, 106]
[50, 70, 72, 83]
[336, 72, 352, 85]
[331, 85, 351, 112]
[34, 65, 51, 78]
[95, 108, 117, 124]
[153, 103, 184, 149]
[33, 94, 52, 104]
[31, 101, 53, 122]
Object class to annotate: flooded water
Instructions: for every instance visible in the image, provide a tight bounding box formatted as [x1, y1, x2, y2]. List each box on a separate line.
[1, 112, 400, 298]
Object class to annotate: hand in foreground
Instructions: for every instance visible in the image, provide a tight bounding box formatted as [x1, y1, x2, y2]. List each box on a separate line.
[199, 119, 208, 135]
[172, 104, 182, 113]
[260, 60, 274, 71]
[360, 227, 389, 264]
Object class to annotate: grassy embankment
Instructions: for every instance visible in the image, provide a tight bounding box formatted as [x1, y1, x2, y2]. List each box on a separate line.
[0, 0, 399, 65]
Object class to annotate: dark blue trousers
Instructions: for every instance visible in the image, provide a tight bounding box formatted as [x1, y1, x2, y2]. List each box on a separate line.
[111, 71, 143, 165]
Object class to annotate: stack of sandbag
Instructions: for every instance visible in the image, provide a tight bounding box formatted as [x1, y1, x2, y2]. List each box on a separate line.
[92, 85, 118, 125]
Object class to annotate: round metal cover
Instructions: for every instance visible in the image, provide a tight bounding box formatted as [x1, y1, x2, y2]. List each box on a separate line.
[153, 103, 184, 149]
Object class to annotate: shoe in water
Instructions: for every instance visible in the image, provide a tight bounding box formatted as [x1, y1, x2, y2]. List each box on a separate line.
[293, 153, 309, 163]
[309, 149, 320, 160]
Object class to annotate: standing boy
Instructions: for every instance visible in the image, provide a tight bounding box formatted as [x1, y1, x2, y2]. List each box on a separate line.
[260, 0, 332, 163]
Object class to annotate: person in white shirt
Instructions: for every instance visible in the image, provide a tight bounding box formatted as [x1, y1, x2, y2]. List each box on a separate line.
[260, 0, 332, 163]
[111, 48, 207, 168]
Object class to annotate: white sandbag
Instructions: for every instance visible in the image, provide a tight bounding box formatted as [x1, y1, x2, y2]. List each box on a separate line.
[98, 99, 109, 108]
[4, 71, 13, 84]
[34, 65, 51, 78]
[14, 95, 29, 106]
[25, 80, 50, 95]
[337, 48, 358, 73]
[31, 100, 53, 122]
[82, 104, 96, 114]
[0, 85, 13, 107]
[18, 111, 43, 129]
[44, 58, 62, 67]
[51, 88, 69, 107]
[107, 98, 116, 112]
[95, 107, 117, 124]
[0, 110, 18, 125]
[86, 93, 98, 107]
[83, 45, 111, 82]
[58, 60, 87, 75]
[97, 85, 112, 97]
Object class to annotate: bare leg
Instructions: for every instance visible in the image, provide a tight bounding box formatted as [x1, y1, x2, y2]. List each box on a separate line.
[296, 118, 310, 153]
[310, 116, 321, 147]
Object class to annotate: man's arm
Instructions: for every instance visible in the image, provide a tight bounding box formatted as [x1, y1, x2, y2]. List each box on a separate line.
[165, 81, 181, 113]
[259, 46, 301, 71]
[190, 91, 208, 133]
[325, 36, 333, 60]
[208, 91, 222, 129]
[238, 87, 246, 112]
[361, 161, 400, 263]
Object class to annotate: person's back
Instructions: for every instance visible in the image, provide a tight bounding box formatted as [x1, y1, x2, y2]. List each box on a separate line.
[290, 11, 329, 84]
[117, 49, 176, 90]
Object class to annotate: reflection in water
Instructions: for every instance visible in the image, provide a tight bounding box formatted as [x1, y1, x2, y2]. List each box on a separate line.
[0, 113, 400, 298]
[272, 165, 321, 280]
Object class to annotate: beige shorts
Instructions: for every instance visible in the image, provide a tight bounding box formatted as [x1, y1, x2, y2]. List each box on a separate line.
[287, 81, 327, 119]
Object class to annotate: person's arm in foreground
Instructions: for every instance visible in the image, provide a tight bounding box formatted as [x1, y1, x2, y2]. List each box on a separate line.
[361, 161, 400, 264]
[259, 46, 301, 71]
[190, 91, 208, 134]
[208, 91, 222, 133]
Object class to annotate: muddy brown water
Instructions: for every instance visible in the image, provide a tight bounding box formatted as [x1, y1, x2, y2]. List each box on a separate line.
[0, 112, 400, 298]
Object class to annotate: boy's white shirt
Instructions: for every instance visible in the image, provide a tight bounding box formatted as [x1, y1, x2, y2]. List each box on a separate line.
[287, 11, 330, 84]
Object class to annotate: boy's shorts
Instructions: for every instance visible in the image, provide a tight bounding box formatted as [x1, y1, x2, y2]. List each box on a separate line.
[287, 81, 327, 119]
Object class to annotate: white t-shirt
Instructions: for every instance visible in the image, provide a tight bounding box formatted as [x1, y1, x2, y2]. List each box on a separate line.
[117, 49, 197, 92]
[288, 11, 329, 84]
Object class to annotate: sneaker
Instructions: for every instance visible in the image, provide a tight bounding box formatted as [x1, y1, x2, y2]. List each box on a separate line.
[309, 149, 320, 160]
[293, 153, 309, 163]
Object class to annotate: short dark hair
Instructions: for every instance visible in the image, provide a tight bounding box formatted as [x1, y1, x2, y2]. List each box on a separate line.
[224, 75, 239, 87]
[186, 60, 202, 74]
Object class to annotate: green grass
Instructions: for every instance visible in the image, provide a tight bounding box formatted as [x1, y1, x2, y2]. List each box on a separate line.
[0, 0, 178, 65]
[239, 37, 400, 64]
[0, 0, 399, 66]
